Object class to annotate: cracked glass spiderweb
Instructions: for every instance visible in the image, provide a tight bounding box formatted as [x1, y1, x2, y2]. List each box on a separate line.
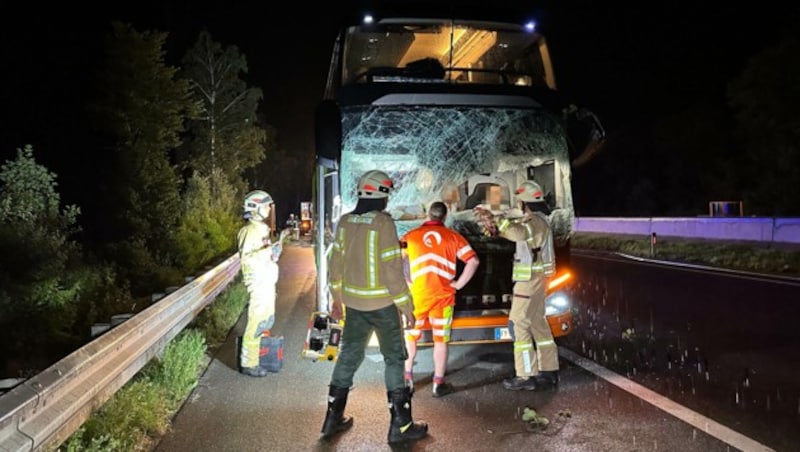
[339, 105, 574, 244]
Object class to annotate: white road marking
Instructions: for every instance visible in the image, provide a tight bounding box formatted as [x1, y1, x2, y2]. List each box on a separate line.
[560, 347, 776, 452]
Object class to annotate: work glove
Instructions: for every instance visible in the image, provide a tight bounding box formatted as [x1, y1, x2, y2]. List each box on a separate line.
[398, 302, 415, 329]
[270, 242, 282, 262]
[473, 206, 498, 237]
[270, 229, 293, 262]
[330, 299, 344, 323]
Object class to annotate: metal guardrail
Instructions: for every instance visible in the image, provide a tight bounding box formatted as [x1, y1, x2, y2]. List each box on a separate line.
[0, 254, 240, 452]
[574, 216, 800, 245]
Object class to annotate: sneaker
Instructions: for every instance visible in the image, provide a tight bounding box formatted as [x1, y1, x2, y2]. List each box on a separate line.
[241, 366, 269, 377]
[432, 382, 454, 398]
[502, 377, 537, 391]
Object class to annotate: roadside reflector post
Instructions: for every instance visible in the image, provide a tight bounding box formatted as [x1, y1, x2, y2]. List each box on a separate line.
[650, 232, 657, 257]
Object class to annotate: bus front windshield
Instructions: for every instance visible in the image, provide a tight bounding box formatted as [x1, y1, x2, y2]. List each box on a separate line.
[338, 105, 574, 242]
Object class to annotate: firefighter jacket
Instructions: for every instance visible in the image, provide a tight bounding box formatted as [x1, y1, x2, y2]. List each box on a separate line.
[497, 211, 555, 281]
[237, 220, 279, 287]
[328, 210, 412, 312]
[401, 220, 477, 308]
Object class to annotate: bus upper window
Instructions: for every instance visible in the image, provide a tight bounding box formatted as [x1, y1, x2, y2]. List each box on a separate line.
[342, 19, 553, 88]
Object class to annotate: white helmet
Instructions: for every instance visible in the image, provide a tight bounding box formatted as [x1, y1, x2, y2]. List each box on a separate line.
[243, 190, 273, 220]
[357, 170, 394, 199]
[515, 181, 545, 203]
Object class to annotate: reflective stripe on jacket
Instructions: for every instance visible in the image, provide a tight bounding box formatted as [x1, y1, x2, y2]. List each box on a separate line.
[498, 212, 555, 281]
[237, 220, 279, 285]
[328, 210, 411, 311]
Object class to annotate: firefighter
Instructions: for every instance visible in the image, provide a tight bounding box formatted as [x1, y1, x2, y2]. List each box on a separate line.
[474, 180, 560, 390]
[237, 190, 282, 377]
[401, 201, 480, 397]
[321, 170, 429, 444]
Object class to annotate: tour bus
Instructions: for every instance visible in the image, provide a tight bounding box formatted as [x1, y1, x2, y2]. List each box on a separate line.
[311, 11, 604, 347]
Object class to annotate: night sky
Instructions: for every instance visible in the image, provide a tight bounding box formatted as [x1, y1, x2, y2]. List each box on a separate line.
[2, 1, 798, 216]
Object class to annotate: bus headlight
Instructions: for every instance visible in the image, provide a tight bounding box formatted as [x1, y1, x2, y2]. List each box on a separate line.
[545, 292, 570, 316]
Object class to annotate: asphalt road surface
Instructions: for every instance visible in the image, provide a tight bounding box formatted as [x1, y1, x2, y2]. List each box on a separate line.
[153, 244, 786, 452]
[563, 250, 800, 452]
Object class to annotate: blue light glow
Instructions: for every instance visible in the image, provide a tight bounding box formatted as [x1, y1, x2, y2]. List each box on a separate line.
[363, 14, 374, 25]
[525, 21, 536, 32]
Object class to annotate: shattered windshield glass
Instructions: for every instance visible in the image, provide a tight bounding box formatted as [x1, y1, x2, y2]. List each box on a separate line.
[339, 105, 574, 243]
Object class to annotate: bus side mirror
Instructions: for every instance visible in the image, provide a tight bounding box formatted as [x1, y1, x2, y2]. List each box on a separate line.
[315, 100, 342, 162]
[565, 105, 606, 168]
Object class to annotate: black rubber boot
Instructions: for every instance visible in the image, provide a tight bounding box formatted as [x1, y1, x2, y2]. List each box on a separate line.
[387, 387, 428, 444]
[534, 370, 559, 389]
[321, 385, 353, 438]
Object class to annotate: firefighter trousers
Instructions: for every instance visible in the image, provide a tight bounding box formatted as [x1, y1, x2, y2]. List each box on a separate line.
[240, 277, 277, 369]
[509, 276, 559, 378]
[330, 304, 408, 391]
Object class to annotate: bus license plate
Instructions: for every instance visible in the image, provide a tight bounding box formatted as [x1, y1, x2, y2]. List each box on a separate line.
[494, 327, 511, 341]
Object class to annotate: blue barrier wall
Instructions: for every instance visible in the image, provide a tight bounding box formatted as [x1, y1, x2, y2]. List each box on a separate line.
[574, 217, 800, 246]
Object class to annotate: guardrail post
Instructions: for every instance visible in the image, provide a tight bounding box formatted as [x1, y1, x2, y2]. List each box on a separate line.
[650, 232, 657, 257]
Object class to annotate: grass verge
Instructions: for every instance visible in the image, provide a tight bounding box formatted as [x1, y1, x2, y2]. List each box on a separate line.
[59, 277, 248, 451]
[572, 232, 800, 277]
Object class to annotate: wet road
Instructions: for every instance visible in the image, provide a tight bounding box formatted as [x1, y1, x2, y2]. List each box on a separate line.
[153, 244, 793, 452]
[563, 250, 800, 452]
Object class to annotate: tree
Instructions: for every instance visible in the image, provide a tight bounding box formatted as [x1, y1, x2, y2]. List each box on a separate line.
[92, 22, 198, 293]
[727, 26, 800, 216]
[180, 30, 267, 196]
[246, 123, 313, 223]
[652, 102, 740, 215]
[0, 145, 82, 368]
[174, 168, 239, 271]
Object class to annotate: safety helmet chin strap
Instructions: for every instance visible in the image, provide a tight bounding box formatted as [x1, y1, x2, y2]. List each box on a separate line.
[244, 204, 271, 222]
[256, 203, 271, 221]
[524, 201, 551, 216]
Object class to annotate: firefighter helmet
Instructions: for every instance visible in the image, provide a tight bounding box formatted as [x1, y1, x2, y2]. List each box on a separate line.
[243, 190, 273, 220]
[515, 181, 545, 203]
[357, 170, 394, 199]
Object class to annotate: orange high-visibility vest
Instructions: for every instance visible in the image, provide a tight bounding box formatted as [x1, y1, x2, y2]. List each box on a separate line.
[402, 221, 477, 308]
